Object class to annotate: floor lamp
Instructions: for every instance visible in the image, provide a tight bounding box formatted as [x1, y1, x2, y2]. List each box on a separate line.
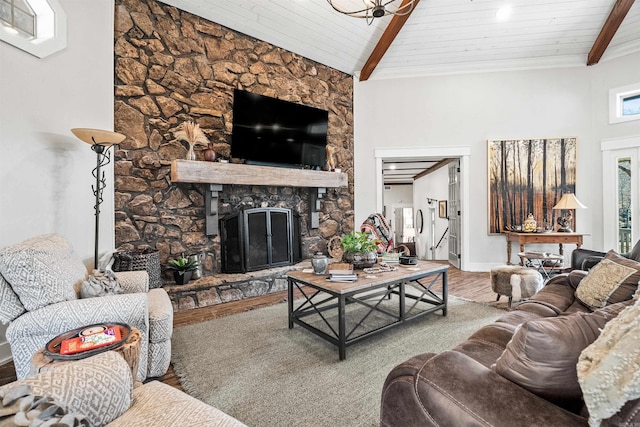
[552, 193, 587, 232]
[71, 128, 126, 269]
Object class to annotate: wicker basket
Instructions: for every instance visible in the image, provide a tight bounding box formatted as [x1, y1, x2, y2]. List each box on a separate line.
[112, 248, 162, 289]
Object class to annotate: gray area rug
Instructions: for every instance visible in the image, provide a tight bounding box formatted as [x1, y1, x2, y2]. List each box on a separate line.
[171, 296, 503, 427]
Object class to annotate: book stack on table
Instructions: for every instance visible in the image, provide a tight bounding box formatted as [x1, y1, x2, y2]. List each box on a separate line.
[380, 252, 400, 264]
[327, 269, 358, 283]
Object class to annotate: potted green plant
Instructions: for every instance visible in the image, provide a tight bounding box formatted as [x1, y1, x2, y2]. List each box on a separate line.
[166, 256, 199, 285]
[340, 231, 379, 269]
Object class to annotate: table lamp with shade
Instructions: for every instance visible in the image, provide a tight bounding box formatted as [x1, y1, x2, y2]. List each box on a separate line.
[71, 128, 126, 269]
[552, 193, 587, 232]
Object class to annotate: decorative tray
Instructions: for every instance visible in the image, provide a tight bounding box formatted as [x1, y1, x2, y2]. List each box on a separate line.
[44, 323, 130, 361]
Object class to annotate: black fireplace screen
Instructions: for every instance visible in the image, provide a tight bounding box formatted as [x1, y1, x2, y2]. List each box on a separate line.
[221, 208, 301, 273]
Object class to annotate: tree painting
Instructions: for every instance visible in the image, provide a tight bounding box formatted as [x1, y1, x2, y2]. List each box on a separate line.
[488, 138, 577, 234]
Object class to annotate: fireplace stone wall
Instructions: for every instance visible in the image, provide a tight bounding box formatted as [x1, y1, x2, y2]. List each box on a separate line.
[113, 0, 354, 281]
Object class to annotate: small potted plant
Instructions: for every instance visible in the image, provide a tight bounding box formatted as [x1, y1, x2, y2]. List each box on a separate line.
[340, 231, 379, 269]
[166, 256, 199, 285]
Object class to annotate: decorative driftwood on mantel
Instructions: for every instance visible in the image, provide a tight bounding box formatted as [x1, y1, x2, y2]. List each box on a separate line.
[170, 160, 348, 188]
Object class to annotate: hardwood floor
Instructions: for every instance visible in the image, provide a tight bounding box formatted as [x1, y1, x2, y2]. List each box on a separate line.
[0, 263, 492, 390]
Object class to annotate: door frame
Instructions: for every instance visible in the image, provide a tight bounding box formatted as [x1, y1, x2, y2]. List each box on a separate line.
[374, 146, 471, 270]
[601, 135, 640, 251]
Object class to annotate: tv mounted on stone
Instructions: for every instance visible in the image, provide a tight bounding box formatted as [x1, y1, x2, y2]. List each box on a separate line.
[231, 88, 328, 169]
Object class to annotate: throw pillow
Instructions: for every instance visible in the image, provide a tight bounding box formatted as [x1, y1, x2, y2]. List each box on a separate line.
[80, 270, 124, 299]
[577, 299, 640, 427]
[0, 273, 25, 324]
[0, 234, 85, 311]
[0, 351, 133, 426]
[575, 250, 640, 309]
[493, 301, 630, 402]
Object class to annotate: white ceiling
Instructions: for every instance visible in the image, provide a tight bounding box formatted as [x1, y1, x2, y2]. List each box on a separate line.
[161, 0, 640, 79]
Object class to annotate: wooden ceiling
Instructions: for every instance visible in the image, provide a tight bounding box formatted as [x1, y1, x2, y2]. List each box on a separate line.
[161, 0, 640, 80]
[383, 158, 455, 184]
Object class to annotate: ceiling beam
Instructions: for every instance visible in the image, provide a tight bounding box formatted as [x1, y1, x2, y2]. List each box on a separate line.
[359, 0, 420, 81]
[413, 158, 455, 180]
[587, 0, 635, 65]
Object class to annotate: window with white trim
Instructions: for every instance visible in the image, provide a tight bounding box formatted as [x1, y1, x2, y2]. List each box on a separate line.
[0, 0, 36, 38]
[610, 83, 640, 124]
[0, 0, 65, 58]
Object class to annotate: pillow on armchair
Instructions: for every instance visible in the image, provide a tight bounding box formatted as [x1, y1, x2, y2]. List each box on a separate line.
[0, 234, 87, 311]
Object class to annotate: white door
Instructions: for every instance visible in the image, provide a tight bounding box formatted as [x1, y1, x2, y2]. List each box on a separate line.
[602, 137, 640, 251]
[448, 160, 461, 268]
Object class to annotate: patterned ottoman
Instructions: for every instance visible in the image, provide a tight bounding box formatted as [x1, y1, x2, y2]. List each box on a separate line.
[490, 265, 544, 308]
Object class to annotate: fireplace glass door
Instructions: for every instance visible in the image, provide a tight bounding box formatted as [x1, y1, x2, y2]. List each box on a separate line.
[221, 207, 301, 273]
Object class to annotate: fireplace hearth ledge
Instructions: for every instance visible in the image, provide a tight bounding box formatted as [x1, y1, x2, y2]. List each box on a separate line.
[164, 260, 313, 312]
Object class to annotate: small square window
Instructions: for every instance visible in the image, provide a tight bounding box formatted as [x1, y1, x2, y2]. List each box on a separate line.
[622, 94, 640, 117]
[610, 83, 640, 124]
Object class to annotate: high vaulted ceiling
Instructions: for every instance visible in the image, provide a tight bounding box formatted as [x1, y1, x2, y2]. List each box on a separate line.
[160, 0, 639, 183]
[161, 0, 640, 80]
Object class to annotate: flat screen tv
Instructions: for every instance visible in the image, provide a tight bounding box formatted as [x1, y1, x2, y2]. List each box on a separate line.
[231, 89, 328, 169]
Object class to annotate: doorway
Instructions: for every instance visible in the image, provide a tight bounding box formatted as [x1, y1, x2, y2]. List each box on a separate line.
[448, 160, 461, 268]
[602, 135, 640, 250]
[374, 147, 471, 270]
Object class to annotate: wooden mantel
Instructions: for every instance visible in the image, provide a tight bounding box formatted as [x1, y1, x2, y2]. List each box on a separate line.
[170, 160, 348, 188]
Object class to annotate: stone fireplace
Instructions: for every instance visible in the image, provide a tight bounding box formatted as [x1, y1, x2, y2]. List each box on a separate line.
[113, 0, 354, 308]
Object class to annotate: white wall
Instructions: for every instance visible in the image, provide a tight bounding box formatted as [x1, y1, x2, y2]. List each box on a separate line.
[413, 167, 449, 260]
[383, 184, 413, 245]
[0, 1, 115, 363]
[383, 184, 413, 215]
[354, 52, 640, 270]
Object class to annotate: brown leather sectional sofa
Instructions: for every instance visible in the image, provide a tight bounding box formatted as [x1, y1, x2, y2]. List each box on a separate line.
[380, 269, 640, 426]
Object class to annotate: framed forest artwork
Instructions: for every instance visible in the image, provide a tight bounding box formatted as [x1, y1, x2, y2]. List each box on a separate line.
[488, 138, 577, 234]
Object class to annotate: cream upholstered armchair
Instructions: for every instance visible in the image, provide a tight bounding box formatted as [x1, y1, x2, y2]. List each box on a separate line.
[0, 351, 245, 426]
[0, 234, 173, 381]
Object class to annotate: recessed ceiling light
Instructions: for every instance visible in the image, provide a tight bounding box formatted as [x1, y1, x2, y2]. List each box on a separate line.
[389, 164, 397, 170]
[496, 5, 512, 22]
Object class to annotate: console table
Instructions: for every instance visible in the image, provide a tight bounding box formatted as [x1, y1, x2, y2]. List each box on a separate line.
[505, 231, 585, 264]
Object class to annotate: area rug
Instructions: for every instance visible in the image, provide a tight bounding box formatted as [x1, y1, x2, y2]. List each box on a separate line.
[171, 296, 503, 427]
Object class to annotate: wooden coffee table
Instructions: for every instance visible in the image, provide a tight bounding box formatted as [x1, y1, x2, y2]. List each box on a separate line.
[287, 261, 448, 360]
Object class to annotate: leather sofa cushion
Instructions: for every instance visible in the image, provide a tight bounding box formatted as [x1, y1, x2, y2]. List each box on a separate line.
[494, 310, 544, 331]
[528, 277, 576, 312]
[575, 251, 640, 309]
[381, 350, 587, 427]
[453, 324, 515, 368]
[493, 301, 630, 402]
[563, 300, 593, 315]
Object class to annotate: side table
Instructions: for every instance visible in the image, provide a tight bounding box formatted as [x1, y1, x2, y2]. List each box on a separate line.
[518, 252, 565, 279]
[31, 327, 141, 380]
